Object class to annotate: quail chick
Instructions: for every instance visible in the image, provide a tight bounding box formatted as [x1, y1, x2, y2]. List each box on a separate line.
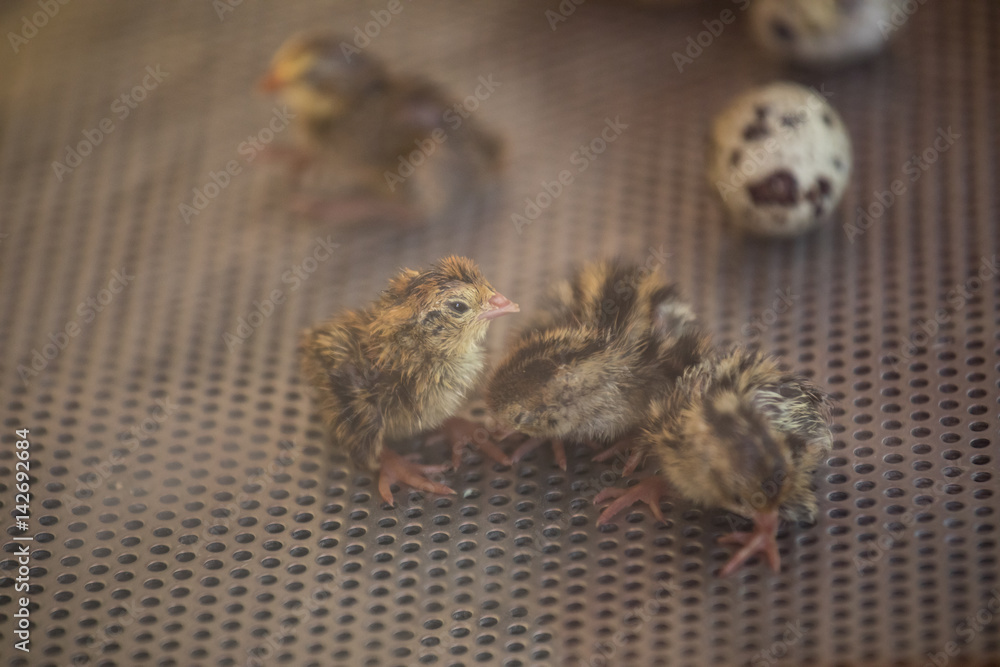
[259, 32, 503, 228]
[487, 260, 706, 470]
[596, 346, 833, 576]
[534, 259, 699, 338]
[300, 257, 518, 504]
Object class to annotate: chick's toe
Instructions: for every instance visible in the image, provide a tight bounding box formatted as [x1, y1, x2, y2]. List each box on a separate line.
[440, 417, 513, 469]
[717, 510, 782, 576]
[378, 449, 455, 505]
[511, 437, 567, 470]
[595, 477, 673, 525]
[591, 433, 645, 475]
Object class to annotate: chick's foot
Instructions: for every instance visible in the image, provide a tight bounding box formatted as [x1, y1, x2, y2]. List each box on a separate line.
[592, 434, 644, 475]
[717, 510, 781, 576]
[440, 417, 513, 469]
[595, 477, 672, 525]
[378, 449, 455, 505]
[511, 437, 567, 470]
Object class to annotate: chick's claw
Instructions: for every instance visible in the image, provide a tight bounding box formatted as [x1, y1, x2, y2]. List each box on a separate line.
[595, 477, 672, 526]
[441, 417, 513, 469]
[511, 437, 567, 470]
[717, 511, 781, 576]
[592, 435, 644, 475]
[378, 449, 455, 505]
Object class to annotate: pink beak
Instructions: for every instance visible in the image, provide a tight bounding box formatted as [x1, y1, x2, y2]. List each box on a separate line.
[478, 292, 519, 321]
[257, 70, 283, 93]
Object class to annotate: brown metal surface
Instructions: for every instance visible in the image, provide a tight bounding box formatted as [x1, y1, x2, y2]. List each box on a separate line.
[0, 1, 997, 666]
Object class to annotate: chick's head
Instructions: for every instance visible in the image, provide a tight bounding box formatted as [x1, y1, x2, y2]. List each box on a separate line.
[374, 256, 518, 358]
[488, 355, 572, 438]
[658, 389, 796, 523]
[259, 32, 388, 123]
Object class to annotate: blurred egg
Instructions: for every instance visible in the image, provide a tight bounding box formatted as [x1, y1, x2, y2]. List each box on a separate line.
[749, 0, 895, 67]
[707, 82, 852, 237]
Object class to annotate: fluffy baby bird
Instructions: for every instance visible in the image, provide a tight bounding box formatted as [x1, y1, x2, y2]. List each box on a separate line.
[487, 260, 706, 470]
[596, 346, 833, 576]
[532, 258, 700, 338]
[258, 32, 503, 227]
[300, 257, 518, 504]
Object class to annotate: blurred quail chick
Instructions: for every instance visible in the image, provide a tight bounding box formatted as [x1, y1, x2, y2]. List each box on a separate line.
[259, 32, 503, 228]
[487, 259, 706, 470]
[596, 346, 833, 576]
[300, 257, 518, 504]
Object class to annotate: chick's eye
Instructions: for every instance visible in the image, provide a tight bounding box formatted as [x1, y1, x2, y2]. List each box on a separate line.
[448, 301, 469, 314]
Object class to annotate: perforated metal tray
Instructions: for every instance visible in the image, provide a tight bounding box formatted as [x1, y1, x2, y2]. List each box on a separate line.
[0, 1, 997, 666]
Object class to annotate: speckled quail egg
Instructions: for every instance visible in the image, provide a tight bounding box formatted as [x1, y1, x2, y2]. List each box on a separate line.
[749, 0, 895, 67]
[707, 82, 852, 237]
